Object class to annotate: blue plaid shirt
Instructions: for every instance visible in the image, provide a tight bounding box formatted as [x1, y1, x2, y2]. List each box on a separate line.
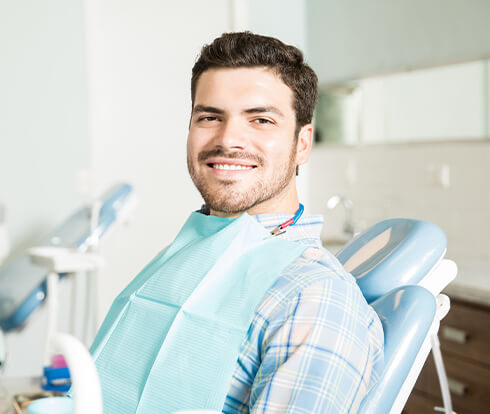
[223, 213, 384, 413]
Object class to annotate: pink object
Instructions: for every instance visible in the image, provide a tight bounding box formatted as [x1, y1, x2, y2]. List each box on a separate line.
[52, 354, 68, 368]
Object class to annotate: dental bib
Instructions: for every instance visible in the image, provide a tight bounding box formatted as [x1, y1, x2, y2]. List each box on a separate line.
[89, 212, 306, 414]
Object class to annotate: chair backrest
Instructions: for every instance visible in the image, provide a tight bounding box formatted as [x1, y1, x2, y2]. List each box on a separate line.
[335, 218, 456, 414]
[359, 286, 438, 413]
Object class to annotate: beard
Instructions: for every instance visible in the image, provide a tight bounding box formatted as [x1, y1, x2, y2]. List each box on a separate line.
[187, 144, 297, 215]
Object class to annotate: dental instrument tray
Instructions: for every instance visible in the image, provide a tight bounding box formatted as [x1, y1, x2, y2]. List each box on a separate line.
[0, 183, 134, 331]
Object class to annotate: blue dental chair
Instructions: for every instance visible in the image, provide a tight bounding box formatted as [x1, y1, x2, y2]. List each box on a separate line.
[336, 219, 457, 414]
[0, 183, 135, 332]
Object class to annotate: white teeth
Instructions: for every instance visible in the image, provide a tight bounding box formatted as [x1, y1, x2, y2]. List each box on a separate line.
[212, 164, 253, 170]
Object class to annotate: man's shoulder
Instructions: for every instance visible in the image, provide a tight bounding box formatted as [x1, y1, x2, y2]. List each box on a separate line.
[280, 245, 355, 290]
[256, 245, 360, 318]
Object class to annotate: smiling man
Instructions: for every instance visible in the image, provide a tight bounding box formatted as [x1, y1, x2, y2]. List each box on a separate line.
[187, 66, 307, 216]
[89, 32, 383, 414]
[186, 32, 384, 413]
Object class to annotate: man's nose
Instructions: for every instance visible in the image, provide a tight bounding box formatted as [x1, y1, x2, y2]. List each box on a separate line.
[214, 118, 247, 149]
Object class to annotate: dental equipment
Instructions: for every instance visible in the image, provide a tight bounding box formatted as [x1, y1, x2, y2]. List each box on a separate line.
[336, 218, 457, 414]
[0, 183, 136, 332]
[26, 333, 103, 414]
[28, 246, 104, 392]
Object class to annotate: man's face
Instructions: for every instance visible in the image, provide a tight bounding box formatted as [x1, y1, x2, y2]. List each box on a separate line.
[187, 67, 308, 216]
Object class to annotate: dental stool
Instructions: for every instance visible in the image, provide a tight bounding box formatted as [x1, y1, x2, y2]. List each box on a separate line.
[336, 218, 457, 414]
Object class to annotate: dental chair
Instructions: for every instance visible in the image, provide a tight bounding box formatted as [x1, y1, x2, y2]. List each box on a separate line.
[0, 183, 136, 332]
[25, 217, 457, 414]
[336, 218, 457, 414]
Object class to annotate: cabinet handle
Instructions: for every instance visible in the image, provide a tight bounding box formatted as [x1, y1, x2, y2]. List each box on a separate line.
[442, 326, 468, 344]
[448, 377, 467, 396]
[434, 407, 457, 413]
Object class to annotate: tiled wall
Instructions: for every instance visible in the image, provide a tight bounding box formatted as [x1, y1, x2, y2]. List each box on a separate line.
[308, 140, 490, 282]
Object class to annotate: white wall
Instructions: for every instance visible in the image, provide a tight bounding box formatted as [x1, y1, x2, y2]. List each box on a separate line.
[248, 0, 307, 52]
[0, 0, 89, 258]
[0, 0, 90, 378]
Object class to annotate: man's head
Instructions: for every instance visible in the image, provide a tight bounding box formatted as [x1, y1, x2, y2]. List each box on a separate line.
[191, 32, 318, 135]
[187, 32, 318, 217]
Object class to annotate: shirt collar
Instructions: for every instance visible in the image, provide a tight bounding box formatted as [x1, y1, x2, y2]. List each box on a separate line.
[196, 206, 324, 248]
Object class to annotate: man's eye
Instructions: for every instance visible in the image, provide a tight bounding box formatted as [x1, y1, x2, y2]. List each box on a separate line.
[198, 116, 219, 122]
[253, 118, 273, 124]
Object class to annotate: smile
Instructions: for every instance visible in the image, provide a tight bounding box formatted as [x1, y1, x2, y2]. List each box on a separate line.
[210, 163, 255, 170]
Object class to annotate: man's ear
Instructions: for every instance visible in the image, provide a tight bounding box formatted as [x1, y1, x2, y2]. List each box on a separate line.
[296, 124, 313, 167]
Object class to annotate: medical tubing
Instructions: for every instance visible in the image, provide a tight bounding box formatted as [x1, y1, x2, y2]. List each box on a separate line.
[271, 203, 305, 235]
[431, 334, 453, 414]
[291, 203, 304, 225]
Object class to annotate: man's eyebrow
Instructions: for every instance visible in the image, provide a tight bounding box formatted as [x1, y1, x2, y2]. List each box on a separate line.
[243, 106, 285, 118]
[192, 105, 225, 115]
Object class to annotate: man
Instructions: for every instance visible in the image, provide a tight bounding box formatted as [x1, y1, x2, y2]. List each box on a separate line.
[90, 32, 383, 414]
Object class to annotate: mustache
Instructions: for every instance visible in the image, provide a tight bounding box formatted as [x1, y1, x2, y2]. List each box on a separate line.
[198, 148, 264, 166]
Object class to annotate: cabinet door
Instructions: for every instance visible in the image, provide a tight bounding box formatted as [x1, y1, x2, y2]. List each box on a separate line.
[403, 391, 441, 414]
[415, 352, 490, 414]
[440, 300, 490, 365]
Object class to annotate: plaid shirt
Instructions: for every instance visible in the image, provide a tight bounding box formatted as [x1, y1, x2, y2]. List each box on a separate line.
[223, 213, 384, 414]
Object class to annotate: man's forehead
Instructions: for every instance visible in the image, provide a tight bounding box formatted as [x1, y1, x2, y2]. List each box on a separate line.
[193, 67, 294, 112]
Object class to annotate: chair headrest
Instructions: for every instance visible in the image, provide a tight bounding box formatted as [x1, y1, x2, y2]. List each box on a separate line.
[336, 218, 446, 303]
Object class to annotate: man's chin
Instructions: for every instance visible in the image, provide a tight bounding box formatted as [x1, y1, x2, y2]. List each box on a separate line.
[205, 201, 254, 216]
[203, 191, 261, 216]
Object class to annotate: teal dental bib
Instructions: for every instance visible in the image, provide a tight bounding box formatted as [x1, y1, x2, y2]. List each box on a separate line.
[89, 212, 306, 414]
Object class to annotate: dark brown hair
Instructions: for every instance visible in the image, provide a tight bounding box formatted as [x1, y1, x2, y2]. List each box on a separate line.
[191, 32, 318, 132]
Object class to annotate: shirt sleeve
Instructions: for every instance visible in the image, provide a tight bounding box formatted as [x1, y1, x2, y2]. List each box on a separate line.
[249, 276, 384, 414]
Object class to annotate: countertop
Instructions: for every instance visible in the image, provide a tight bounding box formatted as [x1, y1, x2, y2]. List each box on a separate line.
[443, 261, 490, 308]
